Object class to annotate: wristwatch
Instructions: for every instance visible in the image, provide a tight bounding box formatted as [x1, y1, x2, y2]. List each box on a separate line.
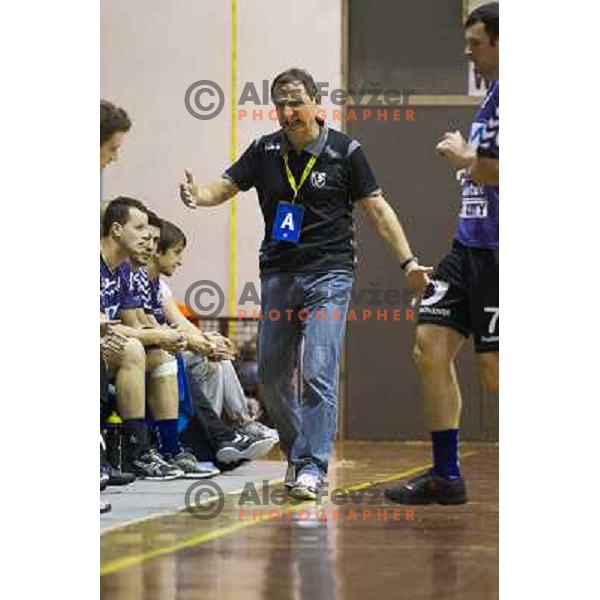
[401, 256, 418, 272]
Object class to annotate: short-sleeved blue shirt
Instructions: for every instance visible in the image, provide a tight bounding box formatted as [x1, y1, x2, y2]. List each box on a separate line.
[100, 255, 140, 319]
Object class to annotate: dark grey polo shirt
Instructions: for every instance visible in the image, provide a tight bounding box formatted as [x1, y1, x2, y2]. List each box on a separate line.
[224, 121, 380, 275]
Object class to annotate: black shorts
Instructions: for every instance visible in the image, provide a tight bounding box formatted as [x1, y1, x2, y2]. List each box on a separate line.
[418, 240, 499, 353]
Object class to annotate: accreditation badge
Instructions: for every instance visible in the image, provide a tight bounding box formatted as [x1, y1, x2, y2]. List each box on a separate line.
[271, 201, 305, 243]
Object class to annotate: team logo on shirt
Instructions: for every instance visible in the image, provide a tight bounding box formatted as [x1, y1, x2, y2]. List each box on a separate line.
[460, 198, 488, 219]
[310, 171, 326, 189]
[469, 122, 485, 147]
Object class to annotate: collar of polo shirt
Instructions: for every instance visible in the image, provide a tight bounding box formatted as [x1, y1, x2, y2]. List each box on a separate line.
[280, 118, 329, 158]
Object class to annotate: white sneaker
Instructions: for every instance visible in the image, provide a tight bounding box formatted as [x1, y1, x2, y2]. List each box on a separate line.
[240, 419, 279, 442]
[289, 472, 321, 500]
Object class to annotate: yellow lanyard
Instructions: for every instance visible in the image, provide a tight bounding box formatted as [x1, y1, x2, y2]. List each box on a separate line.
[283, 153, 318, 203]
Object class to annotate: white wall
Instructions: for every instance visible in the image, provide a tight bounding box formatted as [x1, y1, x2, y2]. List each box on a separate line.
[101, 0, 343, 313]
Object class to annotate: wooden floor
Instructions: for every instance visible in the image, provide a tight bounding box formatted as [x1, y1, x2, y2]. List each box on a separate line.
[101, 442, 498, 600]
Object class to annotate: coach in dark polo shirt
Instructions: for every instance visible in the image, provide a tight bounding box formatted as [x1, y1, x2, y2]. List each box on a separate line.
[180, 68, 430, 500]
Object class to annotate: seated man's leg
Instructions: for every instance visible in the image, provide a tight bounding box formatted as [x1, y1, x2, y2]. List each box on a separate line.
[187, 353, 225, 416]
[219, 359, 248, 422]
[110, 337, 146, 420]
[219, 359, 279, 440]
[146, 349, 181, 459]
[105, 338, 153, 474]
[185, 352, 233, 446]
[182, 351, 277, 466]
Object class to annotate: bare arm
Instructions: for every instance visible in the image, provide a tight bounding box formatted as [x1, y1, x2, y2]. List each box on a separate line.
[180, 170, 239, 208]
[471, 156, 499, 186]
[361, 194, 415, 264]
[163, 295, 214, 355]
[116, 308, 184, 351]
[163, 295, 200, 335]
[361, 194, 432, 297]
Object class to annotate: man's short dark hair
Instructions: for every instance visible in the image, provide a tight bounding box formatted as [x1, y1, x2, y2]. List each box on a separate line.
[101, 196, 147, 238]
[465, 2, 499, 43]
[158, 219, 187, 254]
[100, 100, 132, 145]
[270, 68, 320, 103]
[146, 210, 162, 230]
[158, 220, 187, 253]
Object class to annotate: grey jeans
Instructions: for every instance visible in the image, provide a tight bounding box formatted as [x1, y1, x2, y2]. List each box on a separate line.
[183, 352, 250, 423]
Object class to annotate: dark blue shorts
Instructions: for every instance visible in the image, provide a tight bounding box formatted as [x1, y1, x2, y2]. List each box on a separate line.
[418, 240, 499, 353]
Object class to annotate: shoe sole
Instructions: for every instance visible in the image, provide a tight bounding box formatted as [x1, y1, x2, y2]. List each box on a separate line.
[216, 437, 276, 463]
[384, 489, 468, 506]
[107, 478, 136, 486]
[288, 486, 317, 501]
[179, 471, 220, 479]
[138, 473, 182, 481]
[438, 496, 468, 505]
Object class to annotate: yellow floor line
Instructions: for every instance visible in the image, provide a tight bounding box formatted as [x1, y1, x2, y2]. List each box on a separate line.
[101, 451, 476, 577]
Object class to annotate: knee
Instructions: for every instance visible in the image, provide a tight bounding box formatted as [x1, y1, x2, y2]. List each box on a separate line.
[121, 338, 145, 368]
[147, 349, 178, 378]
[413, 332, 450, 373]
[146, 348, 172, 372]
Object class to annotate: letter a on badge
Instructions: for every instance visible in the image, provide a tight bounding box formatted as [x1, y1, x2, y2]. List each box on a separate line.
[281, 212, 295, 230]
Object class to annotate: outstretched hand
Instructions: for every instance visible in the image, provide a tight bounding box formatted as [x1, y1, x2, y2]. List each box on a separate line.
[180, 169, 199, 209]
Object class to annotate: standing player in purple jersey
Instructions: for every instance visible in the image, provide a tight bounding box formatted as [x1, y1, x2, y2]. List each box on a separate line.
[386, 3, 499, 505]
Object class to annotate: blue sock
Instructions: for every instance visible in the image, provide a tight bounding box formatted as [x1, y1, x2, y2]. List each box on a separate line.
[122, 418, 146, 430]
[431, 429, 460, 479]
[155, 419, 180, 457]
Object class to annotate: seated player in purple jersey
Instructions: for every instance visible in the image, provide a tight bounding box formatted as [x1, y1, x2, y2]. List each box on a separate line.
[129, 216, 278, 465]
[101, 197, 183, 480]
[151, 220, 279, 442]
[120, 211, 216, 478]
[385, 3, 499, 506]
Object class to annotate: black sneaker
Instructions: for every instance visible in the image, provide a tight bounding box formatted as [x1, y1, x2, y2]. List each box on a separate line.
[167, 449, 221, 479]
[100, 501, 112, 514]
[106, 466, 136, 486]
[127, 448, 184, 481]
[215, 433, 277, 464]
[384, 469, 468, 505]
[100, 467, 110, 491]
